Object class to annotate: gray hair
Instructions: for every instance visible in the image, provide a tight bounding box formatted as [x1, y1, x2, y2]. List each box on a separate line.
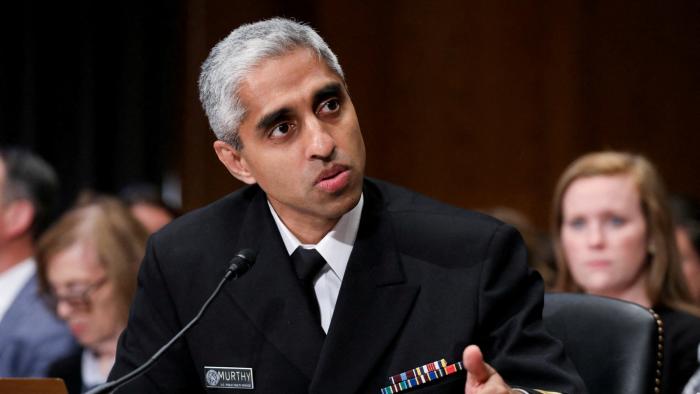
[198, 17, 344, 149]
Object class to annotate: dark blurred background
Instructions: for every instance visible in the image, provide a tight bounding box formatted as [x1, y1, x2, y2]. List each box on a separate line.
[2, 0, 699, 231]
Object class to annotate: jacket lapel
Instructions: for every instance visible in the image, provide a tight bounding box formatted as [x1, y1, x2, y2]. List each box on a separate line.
[311, 183, 420, 393]
[0, 275, 37, 335]
[223, 188, 324, 380]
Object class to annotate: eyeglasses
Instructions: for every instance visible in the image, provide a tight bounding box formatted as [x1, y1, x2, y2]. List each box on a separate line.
[44, 276, 109, 311]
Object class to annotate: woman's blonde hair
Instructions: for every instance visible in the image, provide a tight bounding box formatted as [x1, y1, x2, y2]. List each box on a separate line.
[551, 151, 699, 315]
[36, 193, 149, 323]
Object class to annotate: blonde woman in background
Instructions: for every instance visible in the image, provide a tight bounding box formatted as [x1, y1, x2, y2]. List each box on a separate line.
[36, 195, 148, 393]
[551, 151, 700, 394]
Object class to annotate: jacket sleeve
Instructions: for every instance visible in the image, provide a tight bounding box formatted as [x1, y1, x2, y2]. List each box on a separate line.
[109, 236, 202, 393]
[475, 223, 587, 394]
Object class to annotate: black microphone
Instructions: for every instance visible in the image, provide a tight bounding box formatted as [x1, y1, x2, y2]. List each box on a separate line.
[86, 249, 257, 394]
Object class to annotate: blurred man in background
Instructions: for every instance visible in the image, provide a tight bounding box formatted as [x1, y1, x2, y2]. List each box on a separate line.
[670, 195, 700, 306]
[0, 147, 77, 377]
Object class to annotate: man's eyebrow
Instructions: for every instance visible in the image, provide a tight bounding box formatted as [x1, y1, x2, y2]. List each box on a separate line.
[312, 83, 343, 109]
[255, 83, 342, 131]
[256, 108, 292, 131]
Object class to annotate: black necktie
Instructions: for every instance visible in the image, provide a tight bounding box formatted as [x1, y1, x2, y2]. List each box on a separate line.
[290, 247, 327, 327]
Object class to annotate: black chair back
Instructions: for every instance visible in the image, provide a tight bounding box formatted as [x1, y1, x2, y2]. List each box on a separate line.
[543, 293, 662, 394]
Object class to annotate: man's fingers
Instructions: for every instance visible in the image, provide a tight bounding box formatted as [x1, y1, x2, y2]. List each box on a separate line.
[463, 345, 494, 385]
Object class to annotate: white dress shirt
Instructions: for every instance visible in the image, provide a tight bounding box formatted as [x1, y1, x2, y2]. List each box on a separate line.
[682, 344, 700, 394]
[0, 257, 36, 323]
[268, 194, 364, 333]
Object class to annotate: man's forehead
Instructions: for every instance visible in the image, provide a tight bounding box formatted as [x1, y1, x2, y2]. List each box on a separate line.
[255, 47, 339, 81]
[238, 49, 343, 112]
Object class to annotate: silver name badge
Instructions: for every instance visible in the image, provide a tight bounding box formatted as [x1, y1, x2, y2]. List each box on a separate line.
[204, 366, 254, 390]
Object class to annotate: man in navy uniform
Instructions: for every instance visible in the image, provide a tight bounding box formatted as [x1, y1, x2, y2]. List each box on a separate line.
[110, 18, 585, 394]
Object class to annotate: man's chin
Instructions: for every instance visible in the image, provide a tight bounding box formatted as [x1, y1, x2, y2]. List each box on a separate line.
[318, 189, 362, 218]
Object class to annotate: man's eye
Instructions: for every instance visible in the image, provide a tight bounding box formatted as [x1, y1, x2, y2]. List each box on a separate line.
[270, 123, 291, 138]
[319, 99, 340, 114]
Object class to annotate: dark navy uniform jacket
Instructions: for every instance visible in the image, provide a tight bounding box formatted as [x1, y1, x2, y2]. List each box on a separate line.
[110, 179, 586, 393]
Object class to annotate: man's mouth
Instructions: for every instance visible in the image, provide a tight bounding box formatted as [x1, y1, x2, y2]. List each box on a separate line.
[315, 164, 351, 193]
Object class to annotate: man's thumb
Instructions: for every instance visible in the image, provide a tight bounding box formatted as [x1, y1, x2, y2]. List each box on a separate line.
[463, 345, 492, 385]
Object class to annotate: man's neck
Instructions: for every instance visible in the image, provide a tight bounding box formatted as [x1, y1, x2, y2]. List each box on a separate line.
[282, 214, 339, 245]
[0, 237, 34, 274]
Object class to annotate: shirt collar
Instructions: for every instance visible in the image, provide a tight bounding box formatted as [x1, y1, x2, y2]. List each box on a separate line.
[0, 257, 36, 321]
[0, 256, 35, 280]
[268, 194, 364, 282]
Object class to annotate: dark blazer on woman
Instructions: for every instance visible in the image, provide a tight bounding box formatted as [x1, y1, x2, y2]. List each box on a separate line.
[47, 349, 82, 394]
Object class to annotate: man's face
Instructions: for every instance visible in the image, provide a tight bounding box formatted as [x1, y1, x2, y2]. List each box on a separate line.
[675, 227, 700, 303]
[218, 48, 366, 230]
[0, 159, 35, 247]
[0, 159, 6, 202]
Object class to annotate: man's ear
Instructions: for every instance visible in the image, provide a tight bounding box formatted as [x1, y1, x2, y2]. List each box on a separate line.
[213, 140, 257, 185]
[1, 200, 34, 240]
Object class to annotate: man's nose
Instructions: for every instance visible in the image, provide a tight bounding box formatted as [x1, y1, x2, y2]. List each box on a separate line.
[305, 118, 336, 160]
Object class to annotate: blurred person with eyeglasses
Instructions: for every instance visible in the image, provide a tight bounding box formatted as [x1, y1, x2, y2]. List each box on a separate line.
[35, 194, 148, 393]
[0, 147, 78, 377]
